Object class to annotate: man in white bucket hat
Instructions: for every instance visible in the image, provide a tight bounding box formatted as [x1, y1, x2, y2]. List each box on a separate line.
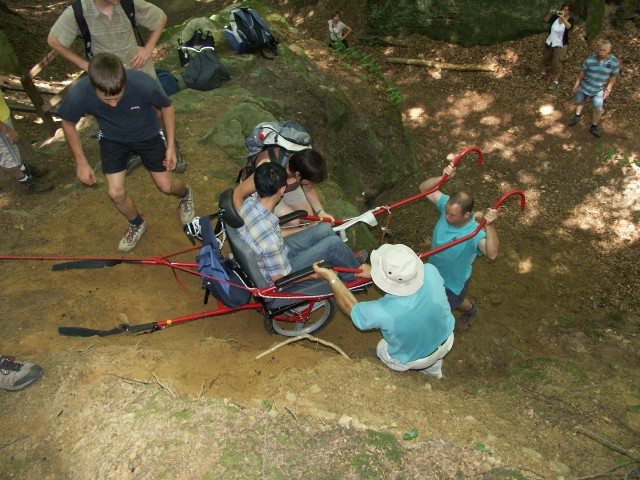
[314, 243, 455, 378]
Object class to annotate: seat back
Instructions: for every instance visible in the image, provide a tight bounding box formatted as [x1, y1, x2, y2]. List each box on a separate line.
[219, 189, 270, 289]
[218, 189, 334, 309]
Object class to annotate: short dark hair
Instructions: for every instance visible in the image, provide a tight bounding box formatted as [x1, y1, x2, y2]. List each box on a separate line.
[561, 3, 572, 12]
[288, 149, 328, 184]
[448, 191, 474, 214]
[254, 162, 287, 198]
[88, 53, 126, 96]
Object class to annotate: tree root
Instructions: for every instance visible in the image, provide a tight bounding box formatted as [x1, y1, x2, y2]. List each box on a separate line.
[255, 334, 351, 361]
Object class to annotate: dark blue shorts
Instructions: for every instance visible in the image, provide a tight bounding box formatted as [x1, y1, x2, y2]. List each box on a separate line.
[445, 277, 470, 309]
[99, 133, 167, 174]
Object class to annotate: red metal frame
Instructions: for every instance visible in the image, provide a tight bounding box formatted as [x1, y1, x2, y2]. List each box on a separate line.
[0, 147, 525, 335]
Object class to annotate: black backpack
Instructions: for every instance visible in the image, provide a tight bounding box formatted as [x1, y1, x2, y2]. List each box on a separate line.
[72, 0, 142, 59]
[182, 49, 230, 91]
[223, 7, 279, 59]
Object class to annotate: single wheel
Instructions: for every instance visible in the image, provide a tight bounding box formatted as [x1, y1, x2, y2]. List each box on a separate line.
[264, 298, 336, 336]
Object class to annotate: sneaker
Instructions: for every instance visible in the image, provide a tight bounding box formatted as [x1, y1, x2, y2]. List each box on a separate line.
[536, 72, 547, 80]
[590, 125, 603, 138]
[22, 163, 48, 179]
[459, 302, 479, 330]
[0, 356, 44, 391]
[126, 154, 143, 176]
[178, 186, 195, 224]
[547, 81, 559, 90]
[21, 176, 53, 194]
[419, 359, 443, 379]
[175, 140, 187, 173]
[568, 114, 582, 127]
[118, 220, 147, 252]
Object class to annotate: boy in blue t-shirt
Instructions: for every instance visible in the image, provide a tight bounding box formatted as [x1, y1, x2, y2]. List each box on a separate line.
[419, 163, 500, 329]
[57, 53, 195, 252]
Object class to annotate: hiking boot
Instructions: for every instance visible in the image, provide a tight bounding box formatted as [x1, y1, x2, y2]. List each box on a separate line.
[0, 356, 44, 391]
[459, 302, 479, 330]
[118, 220, 147, 252]
[590, 125, 603, 138]
[126, 154, 143, 176]
[547, 81, 559, 90]
[178, 186, 195, 224]
[21, 163, 48, 179]
[175, 140, 187, 173]
[21, 176, 53, 194]
[568, 114, 581, 127]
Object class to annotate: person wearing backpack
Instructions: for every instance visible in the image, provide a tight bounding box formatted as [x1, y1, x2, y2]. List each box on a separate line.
[47, 0, 166, 78]
[48, 0, 187, 173]
[56, 53, 196, 252]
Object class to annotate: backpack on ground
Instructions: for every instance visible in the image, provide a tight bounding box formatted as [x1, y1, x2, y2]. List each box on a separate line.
[178, 19, 216, 67]
[155, 68, 180, 96]
[223, 7, 279, 59]
[178, 19, 230, 91]
[197, 217, 252, 309]
[237, 121, 312, 182]
[181, 49, 230, 91]
[72, 0, 142, 60]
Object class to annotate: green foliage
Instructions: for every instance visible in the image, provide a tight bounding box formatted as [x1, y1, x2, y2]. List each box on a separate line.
[586, 0, 605, 39]
[475, 442, 493, 455]
[594, 146, 637, 166]
[332, 46, 404, 107]
[402, 428, 418, 441]
[263, 399, 273, 411]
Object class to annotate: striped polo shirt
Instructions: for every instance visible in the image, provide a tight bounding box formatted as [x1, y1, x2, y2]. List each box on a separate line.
[579, 54, 620, 96]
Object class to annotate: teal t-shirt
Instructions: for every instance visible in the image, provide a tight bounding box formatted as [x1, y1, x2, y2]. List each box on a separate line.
[428, 194, 486, 295]
[351, 264, 455, 364]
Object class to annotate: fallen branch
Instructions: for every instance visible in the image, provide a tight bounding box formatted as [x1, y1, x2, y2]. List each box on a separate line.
[387, 57, 496, 72]
[255, 334, 351, 360]
[152, 372, 176, 398]
[575, 426, 639, 460]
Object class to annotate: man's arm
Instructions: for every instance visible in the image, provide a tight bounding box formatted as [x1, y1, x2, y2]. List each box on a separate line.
[313, 262, 367, 316]
[604, 75, 617, 100]
[572, 70, 586, 94]
[47, 31, 89, 72]
[159, 104, 176, 170]
[478, 209, 499, 260]
[419, 163, 455, 204]
[61, 119, 96, 185]
[129, 13, 167, 70]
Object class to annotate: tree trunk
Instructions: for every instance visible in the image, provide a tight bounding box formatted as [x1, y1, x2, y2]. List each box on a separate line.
[387, 58, 496, 72]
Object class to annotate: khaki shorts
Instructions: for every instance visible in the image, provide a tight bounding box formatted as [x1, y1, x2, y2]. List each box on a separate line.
[542, 44, 567, 76]
[0, 118, 21, 169]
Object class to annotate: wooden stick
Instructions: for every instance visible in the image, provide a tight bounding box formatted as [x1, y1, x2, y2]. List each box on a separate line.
[387, 57, 496, 72]
[575, 426, 639, 460]
[255, 334, 351, 360]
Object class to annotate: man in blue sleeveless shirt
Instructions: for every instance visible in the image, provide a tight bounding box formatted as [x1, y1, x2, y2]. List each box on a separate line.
[419, 163, 499, 329]
[568, 39, 620, 138]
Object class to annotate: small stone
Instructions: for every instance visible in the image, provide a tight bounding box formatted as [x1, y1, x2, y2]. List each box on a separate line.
[285, 392, 296, 402]
[309, 384, 321, 394]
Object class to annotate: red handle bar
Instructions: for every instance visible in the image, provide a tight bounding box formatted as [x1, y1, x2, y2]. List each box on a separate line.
[303, 147, 484, 225]
[418, 189, 525, 260]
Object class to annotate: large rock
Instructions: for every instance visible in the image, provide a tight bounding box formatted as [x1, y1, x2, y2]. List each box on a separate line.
[366, 0, 603, 46]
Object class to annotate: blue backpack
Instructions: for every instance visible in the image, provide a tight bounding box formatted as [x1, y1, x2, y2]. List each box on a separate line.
[223, 7, 279, 59]
[197, 217, 251, 308]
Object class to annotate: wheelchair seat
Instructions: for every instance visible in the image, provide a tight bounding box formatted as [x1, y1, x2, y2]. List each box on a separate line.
[218, 189, 333, 309]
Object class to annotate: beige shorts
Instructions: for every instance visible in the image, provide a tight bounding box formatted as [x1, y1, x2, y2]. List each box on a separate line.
[0, 118, 21, 169]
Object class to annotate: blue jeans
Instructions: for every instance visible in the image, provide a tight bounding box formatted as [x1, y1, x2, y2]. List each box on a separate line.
[285, 222, 360, 281]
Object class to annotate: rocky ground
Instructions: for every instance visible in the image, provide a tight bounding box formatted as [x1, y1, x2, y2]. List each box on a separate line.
[1, 1, 639, 479]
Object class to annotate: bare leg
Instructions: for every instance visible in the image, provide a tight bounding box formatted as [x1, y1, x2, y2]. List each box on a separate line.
[105, 171, 139, 221]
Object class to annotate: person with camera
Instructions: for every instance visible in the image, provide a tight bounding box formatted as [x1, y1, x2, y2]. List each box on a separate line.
[538, 4, 575, 90]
